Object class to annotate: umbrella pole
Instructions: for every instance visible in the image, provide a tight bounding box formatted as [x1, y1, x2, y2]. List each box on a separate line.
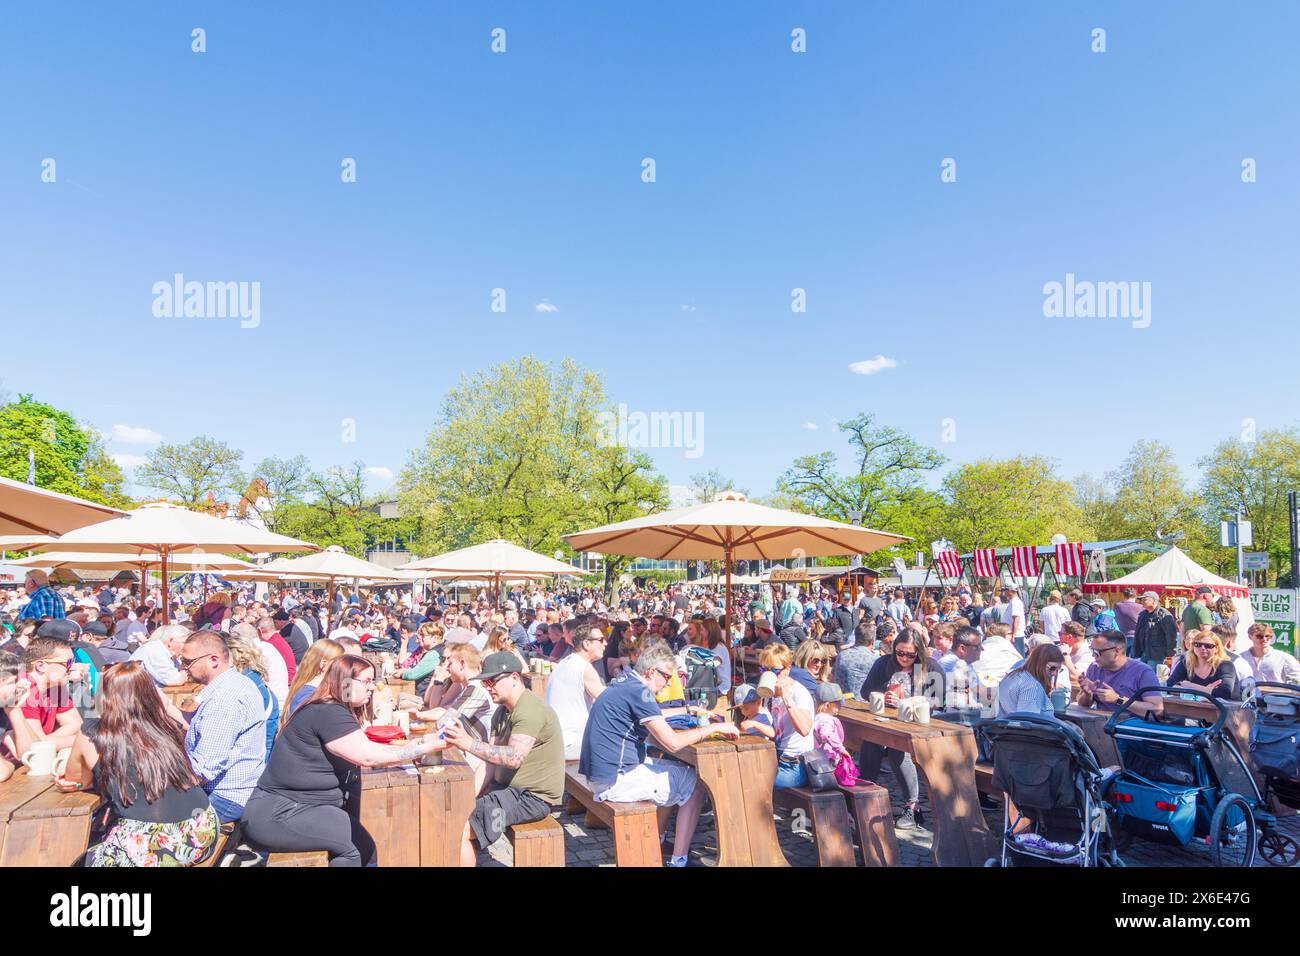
[724, 545, 733, 650]
[161, 551, 170, 624]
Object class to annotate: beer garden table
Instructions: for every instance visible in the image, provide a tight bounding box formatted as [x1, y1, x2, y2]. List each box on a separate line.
[0, 768, 102, 866]
[839, 699, 994, 866]
[673, 736, 787, 867]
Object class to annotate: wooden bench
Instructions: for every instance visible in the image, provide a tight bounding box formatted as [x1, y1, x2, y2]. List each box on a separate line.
[267, 850, 329, 867]
[563, 763, 662, 867]
[772, 785, 856, 867]
[839, 781, 900, 866]
[974, 761, 995, 795]
[508, 816, 564, 866]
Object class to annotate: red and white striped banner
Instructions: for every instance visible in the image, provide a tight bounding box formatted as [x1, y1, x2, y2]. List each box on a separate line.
[1011, 546, 1039, 578]
[972, 548, 998, 578]
[936, 549, 961, 579]
[1056, 541, 1086, 577]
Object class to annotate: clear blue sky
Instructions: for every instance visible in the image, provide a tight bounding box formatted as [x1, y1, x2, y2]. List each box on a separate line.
[2, 2, 1297, 504]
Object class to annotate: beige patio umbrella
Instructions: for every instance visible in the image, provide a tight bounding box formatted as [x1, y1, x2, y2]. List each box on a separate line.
[0, 476, 126, 536]
[260, 545, 417, 610]
[397, 538, 582, 608]
[26, 501, 317, 620]
[564, 491, 910, 636]
[11, 551, 264, 603]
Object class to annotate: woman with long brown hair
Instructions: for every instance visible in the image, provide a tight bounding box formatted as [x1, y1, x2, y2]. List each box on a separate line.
[996, 643, 1065, 719]
[240, 655, 442, 866]
[60, 662, 219, 866]
[285, 638, 345, 718]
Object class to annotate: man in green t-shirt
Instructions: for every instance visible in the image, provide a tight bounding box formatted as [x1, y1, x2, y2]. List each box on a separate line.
[1181, 586, 1215, 636]
[442, 651, 565, 866]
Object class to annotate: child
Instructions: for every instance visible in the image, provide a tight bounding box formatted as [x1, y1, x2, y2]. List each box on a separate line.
[732, 683, 775, 739]
[813, 683, 859, 786]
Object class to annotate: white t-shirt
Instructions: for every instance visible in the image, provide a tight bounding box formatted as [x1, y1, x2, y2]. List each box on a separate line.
[545, 653, 598, 760]
[259, 641, 289, 710]
[711, 645, 731, 696]
[771, 680, 815, 759]
[1001, 597, 1026, 637]
[971, 636, 1024, 685]
[1040, 604, 1070, 640]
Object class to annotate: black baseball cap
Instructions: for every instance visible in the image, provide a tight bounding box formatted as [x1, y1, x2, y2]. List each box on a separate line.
[83, 621, 109, 638]
[37, 619, 80, 641]
[477, 652, 524, 681]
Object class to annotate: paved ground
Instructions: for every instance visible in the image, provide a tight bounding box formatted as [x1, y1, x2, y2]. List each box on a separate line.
[477, 763, 1300, 868]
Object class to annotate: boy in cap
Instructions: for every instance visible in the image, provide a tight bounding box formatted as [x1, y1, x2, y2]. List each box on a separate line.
[732, 683, 774, 739]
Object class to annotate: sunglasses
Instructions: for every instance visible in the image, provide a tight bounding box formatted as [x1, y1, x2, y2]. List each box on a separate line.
[1192, 642, 1216, 650]
[178, 654, 215, 670]
[894, 650, 918, 659]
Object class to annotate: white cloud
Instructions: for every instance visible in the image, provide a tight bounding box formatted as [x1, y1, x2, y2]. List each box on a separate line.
[535, 300, 559, 314]
[680, 304, 697, 313]
[802, 422, 818, 431]
[848, 355, 898, 376]
[111, 453, 146, 469]
[364, 466, 394, 481]
[110, 424, 161, 444]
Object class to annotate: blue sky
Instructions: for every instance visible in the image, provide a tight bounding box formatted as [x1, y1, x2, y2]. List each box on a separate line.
[2, 2, 1297, 505]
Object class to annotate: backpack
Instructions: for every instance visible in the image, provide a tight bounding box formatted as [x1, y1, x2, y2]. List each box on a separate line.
[683, 646, 721, 709]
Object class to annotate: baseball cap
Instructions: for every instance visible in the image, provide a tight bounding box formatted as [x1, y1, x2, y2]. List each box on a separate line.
[733, 683, 759, 705]
[37, 619, 80, 641]
[477, 651, 524, 681]
[814, 682, 846, 705]
[1194, 585, 1214, 596]
[1090, 597, 1106, 607]
[1140, 591, 1160, 601]
[83, 621, 108, 638]
[442, 626, 477, 645]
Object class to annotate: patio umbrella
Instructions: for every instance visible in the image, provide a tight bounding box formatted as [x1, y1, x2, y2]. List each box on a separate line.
[397, 538, 582, 608]
[564, 491, 909, 637]
[261, 545, 416, 611]
[0, 476, 125, 536]
[26, 501, 317, 620]
[11, 551, 264, 603]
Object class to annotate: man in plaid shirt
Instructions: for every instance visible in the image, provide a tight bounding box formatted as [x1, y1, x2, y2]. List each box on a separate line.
[17, 571, 65, 620]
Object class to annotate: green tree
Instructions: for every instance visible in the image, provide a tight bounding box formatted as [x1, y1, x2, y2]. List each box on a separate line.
[778, 413, 945, 561]
[0, 395, 128, 507]
[246, 454, 313, 530]
[400, 356, 662, 559]
[1105, 441, 1202, 544]
[136, 436, 245, 508]
[272, 461, 416, 556]
[940, 456, 1093, 551]
[1198, 429, 1300, 583]
[688, 470, 747, 505]
[587, 445, 671, 598]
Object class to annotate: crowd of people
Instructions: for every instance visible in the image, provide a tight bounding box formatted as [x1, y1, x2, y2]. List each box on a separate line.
[0, 565, 1295, 866]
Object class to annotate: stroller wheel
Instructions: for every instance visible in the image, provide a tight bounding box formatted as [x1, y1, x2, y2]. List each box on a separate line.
[1208, 794, 1258, 867]
[983, 857, 1001, 867]
[1258, 831, 1300, 868]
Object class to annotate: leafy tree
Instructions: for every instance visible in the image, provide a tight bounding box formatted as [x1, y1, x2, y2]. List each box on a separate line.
[939, 456, 1093, 551]
[587, 445, 670, 597]
[688, 470, 746, 505]
[136, 436, 245, 508]
[399, 356, 664, 562]
[245, 455, 313, 530]
[1198, 429, 1300, 583]
[272, 461, 416, 557]
[0, 395, 128, 507]
[778, 413, 946, 561]
[1105, 441, 1202, 544]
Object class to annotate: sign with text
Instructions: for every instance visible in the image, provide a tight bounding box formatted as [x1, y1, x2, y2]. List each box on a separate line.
[1250, 588, 1297, 656]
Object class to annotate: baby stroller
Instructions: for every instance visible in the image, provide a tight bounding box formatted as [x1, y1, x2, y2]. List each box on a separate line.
[1105, 686, 1270, 867]
[1245, 681, 1300, 866]
[978, 714, 1124, 867]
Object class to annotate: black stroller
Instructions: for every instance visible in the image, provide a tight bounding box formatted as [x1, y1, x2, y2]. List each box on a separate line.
[978, 714, 1124, 867]
[1246, 681, 1300, 866]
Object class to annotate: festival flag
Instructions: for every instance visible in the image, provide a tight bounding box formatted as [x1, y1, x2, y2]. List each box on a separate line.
[1055, 541, 1086, 577]
[1011, 545, 1039, 578]
[972, 548, 998, 578]
[936, 549, 961, 579]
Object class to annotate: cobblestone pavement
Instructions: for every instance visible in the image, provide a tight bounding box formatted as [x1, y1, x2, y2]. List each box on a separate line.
[477, 763, 1300, 867]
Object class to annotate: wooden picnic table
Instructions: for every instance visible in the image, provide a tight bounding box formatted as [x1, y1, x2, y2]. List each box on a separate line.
[1060, 704, 1121, 767]
[839, 700, 994, 866]
[0, 767, 102, 866]
[526, 671, 549, 699]
[673, 736, 787, 867]
[162, 682, 202, 711]
[358, 753, 476, 866]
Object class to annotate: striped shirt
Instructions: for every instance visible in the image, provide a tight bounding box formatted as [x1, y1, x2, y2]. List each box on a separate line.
[185, 667, 267, 810]
[18, 586, 65, 620]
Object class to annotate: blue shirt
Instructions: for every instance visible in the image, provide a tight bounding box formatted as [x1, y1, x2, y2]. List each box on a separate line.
[579, 670, 661, 784]
[242, 669, 280, 760]
[131, 639, 182, 686]
[186, 668, 268, 810]
[18, 585, 65, 620]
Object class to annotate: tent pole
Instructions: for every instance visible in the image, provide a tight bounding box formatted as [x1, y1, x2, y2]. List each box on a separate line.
[724, 544, 733, 651]
[160, 551, 170, 624]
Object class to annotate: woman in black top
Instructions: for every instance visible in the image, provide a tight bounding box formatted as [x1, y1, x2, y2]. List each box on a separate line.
[241, 655, 443, 866]
[1168, 629, 1238, 701]
[61, 662, 218, 866]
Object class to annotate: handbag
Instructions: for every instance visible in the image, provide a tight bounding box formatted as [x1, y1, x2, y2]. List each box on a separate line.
[801, 751, 838, 791]
[832, 751, 860, 788]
